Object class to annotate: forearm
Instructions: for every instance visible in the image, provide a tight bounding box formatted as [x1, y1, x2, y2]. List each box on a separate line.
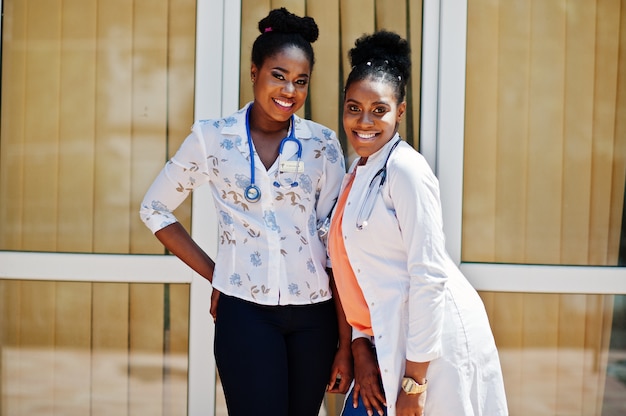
[404, 360, 429, 385]
[328, 268, 352, 349]
[155, 222, 215, 282]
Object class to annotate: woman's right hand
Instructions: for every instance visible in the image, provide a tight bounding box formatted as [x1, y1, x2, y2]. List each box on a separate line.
[351, 337, 387, 416]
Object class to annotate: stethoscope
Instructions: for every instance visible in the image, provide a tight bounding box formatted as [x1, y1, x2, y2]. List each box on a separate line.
[243, 105, 303, 203]
[356, 138, 401, 230]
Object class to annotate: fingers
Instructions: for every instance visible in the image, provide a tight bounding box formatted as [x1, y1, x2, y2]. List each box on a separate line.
[353, 383, 386, 416]
[209, 289, 221, 322]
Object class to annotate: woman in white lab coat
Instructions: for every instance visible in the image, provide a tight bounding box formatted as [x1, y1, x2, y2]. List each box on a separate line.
[328, 30, 508, 416]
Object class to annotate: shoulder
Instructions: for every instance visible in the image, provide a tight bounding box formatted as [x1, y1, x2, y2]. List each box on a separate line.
[193, 108, 245, 135]
[297, 118, 344, 163]
[297, 117, 338, 142]
[388, 142, 438, 188]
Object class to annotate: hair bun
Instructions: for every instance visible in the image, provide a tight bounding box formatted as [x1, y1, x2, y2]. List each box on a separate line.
[258, 7, 319, 43]
[349, 30, 411, 80]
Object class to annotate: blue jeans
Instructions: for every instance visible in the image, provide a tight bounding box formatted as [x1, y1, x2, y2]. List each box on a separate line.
[341, 386, 389, 416]
[214, 294, 338, 416]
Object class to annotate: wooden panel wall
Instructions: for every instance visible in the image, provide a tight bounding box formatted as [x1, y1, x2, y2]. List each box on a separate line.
[0, 0, 196, 255]
[465, 1, 624, 414]
[0, 280, 190, 415]
[463, 0, 625, 266]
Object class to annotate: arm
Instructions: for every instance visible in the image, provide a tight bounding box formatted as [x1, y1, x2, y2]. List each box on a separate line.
[326, 268, 353, 394]
[396, 360, 429, 416]
[155, 222, 220, 320]
[155, 222, 215, 282]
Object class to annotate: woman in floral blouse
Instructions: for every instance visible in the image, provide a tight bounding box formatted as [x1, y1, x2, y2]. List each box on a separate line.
[140, 8, 352, 416]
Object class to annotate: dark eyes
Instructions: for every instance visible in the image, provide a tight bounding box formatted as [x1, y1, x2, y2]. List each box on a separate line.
[272, 72, 308, 86]
[346, 105, 388, 114]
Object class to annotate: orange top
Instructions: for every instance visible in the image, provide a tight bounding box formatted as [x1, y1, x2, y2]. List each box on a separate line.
[328, 171, 373, 336]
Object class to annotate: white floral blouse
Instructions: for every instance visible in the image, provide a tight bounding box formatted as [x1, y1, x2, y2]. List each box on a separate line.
[140, 102, 345, 305]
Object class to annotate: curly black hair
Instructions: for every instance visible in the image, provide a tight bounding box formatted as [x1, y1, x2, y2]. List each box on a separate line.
[251, 8, 319, 70]
[345, 30, 411, 103]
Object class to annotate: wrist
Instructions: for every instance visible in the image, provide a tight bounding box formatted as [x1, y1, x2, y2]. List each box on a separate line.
[401, 376, 428, 394]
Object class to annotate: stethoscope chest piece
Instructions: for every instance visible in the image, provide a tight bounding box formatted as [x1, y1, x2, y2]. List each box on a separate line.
[244, 105, 302, 202]
[244, 184, 261, 203]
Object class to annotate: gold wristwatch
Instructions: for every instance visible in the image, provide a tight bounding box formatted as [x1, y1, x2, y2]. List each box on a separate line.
[401, 377, 428, 394]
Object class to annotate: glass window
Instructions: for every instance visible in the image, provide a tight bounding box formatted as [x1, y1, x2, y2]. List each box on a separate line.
[0, 279, 190, 415]
[0, 0, 196, 254]
[463, 0, 626, 266]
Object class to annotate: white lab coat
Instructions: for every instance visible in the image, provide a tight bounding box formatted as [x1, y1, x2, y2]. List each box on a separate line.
[335, 136, 508, 415]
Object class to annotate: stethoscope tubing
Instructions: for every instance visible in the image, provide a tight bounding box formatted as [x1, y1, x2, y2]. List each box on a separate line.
[356, 138, 402, 229]
[243, 105, 302, 203]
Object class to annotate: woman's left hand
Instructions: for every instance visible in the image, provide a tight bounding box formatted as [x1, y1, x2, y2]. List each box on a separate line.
[327, 344, 353, 393]
[395, 390, 426, 416]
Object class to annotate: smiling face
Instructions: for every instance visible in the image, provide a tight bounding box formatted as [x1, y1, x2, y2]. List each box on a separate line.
[251, 46, 311, 125]
[343, 77, 406, 158]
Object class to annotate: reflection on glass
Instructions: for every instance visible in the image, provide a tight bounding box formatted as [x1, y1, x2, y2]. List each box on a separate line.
[604, 295, 626, 415]
[479, 291, 626, 415]
[0, 280, 190, 415]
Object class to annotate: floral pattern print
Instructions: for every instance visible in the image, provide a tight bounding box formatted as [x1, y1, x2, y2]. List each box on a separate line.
[139, 102, 345, 306]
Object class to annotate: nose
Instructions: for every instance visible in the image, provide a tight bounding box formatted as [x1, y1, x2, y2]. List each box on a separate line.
[282, 82, 295, 96]
[358, 111, 374, 126]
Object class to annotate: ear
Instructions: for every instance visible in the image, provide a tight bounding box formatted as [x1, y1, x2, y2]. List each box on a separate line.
[251, 64, 258, 82]
[397, 101, 407, 123]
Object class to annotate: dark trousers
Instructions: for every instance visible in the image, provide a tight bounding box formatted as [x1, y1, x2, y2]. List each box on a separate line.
[214, 294, 339, 416]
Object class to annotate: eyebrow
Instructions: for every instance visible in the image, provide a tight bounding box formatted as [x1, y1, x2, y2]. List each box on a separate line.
[345, 98, 390, 106]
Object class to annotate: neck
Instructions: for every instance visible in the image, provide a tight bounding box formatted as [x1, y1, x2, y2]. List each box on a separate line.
[249, 104, 291, 135]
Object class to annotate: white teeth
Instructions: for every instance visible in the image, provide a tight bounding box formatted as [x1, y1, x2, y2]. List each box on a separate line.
[356, 132, 376, 139]
[274, 99, 293, 108]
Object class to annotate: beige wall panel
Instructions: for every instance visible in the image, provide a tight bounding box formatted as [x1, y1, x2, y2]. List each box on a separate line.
[495, 2, 531, 264]
[593, 296, 614, 414]
[589, 0, 620, 265]
[130, 0, 170, 255]
[58, 0, 97, 253]
[168, 284, 190, 354]
[22, 1, 62, 251]
[560, 2, 596, 265]
[20, 281, 56, 411]
[490, 292, 523, 412]
[555, 294, 586, 414]
[608, 7, 626, 265]
[0, 281, 21, 414]
[583, 295, 611, 415]
[164, 284, 190, 414]
[462, 0, 498, 262]
[340, 0, 375, 161]
[408, 1, 423, 150]
[93, 0, 133, 253]
[0, 1, 27, 250]
[92, 283, 130, 416]
[129, 284, 165, 416]
[54, 282, 92, 415]
[162, 0, 197, 242]
[521, 294, 559, 414]
[340, 0, 375, 84]
[272, 0, 304, 15]
[525, 1, 566, 264]
[308, 0, 341, 136]
[240, 0, 272, 107]
[375, 0, 408, 141]
[607, 2, 626, 265]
